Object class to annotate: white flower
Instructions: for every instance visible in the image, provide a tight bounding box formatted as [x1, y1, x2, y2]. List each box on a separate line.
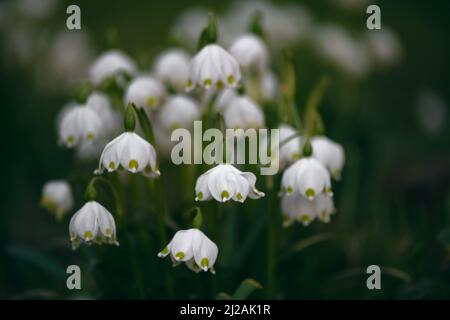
[59, 104, 103, 147]
[171, 8, 209, 51]
[260, 71, 278, 101]
[96, 132, 159, 177]
[86, 91, 121, 136]
[158, 95, 200, 131]
[281, 157, 332, 200]
[125, 76, 165, 110]
[41, 180, 73, 220]
[282, 193, 335, 227]
[187, 44, 241, 91]
[214, 88, 238, 112]
[365, 28, 402, 68]
[229, 34, 268, 71]
[89, 50, 136, 86]
[158, 228, 218, 274]
[154, 49, 191, 91]
[312, 136, 345, 179]
[69, 201, 118, 250]
[223, 95, 265, 129]
[195, 163, 264, 203]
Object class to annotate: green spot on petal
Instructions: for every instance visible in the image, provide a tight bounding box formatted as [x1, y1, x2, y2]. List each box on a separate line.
[204, 78, 212, 88]
[227, 74, 235, 85]
[197, 192, 203, 200]
[160, 246, 169, 255]
[129, 160, 139, 171]
[221, 190, 230, 200]
[216, 80, 224, 90]
[84, 231, 93, 240]
[236, 193, 243, 201]
[86, 132, 94, 141]
[67, 136, 74, 145]
[105, 228, 111, 236]
[287, 186, 293, 194]
[109, 162, 115, 170]
[201, 258, 209, 269]
[305, 188, 315, 199]
[175, 252, 185, 260]
[147, 96, 156, 108]
[299, 215, 311, 226]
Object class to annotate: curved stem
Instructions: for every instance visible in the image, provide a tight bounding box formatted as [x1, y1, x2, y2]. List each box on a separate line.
[85, 176, 124, 216]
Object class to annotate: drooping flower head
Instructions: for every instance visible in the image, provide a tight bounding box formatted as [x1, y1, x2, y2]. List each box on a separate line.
[223, 95, 265, 129]
[124, 76, 165, 111]
[154, 49, 191, 91]
[69, 201, 119, 250]
[282, 193, 335, 227]
[86, 91, 121, 137]
[41, 180, 73, 220]
[281, 157, 332, 200]
[158, 95, 200, 131]
[89, 49, 137, 86]
[312, 136, 345, 179]
[96, 132, 159, 178]
[59, 104, 103, 147]
[158, 228, 218, 274]
[229, 34, 268, 71]
[186, 44, 241, 91]
[195, 164, 264, 203]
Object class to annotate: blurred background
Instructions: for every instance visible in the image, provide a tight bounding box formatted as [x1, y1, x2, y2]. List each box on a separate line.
[0, 0, 449, 299]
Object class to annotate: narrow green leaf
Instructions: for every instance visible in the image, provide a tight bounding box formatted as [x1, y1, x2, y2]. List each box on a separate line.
[232, 278, 262, 300]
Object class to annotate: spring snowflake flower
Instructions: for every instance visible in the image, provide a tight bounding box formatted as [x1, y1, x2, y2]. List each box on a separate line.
[282, 193, 335, 227]
[89, 50, 137, 86]
[214, 88, 238, 112]
[158, 228, 218, 274]
[223, 95, 265, 129]
[186, 44, 241, 91]
[281, 157, 332, 200]
[154, 49, 191, 91]
[69, 201, 118, 250]
[96, 132, 159, 178]
[158, 95, 200, 131]
[59, 104, 103, 147]
[125, 76, 165, 110]
[41, 180, 73, 220]
[86, 91, 121, 136]
[195, 164, 264, 203]
[312, 136, 345, 179]
[229, 34, 268, 71]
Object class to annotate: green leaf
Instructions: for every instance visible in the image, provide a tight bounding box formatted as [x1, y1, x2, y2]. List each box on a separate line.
[232, 278, 262, 300]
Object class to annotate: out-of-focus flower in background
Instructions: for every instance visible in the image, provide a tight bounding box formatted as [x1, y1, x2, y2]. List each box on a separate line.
[416, 89, 448, 136]
[41, 180, 74, 221]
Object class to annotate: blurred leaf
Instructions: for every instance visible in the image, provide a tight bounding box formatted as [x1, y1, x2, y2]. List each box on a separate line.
[232, 279, 262, 300]
[6, 245, 66, 280]
[281, 232, 334, 261]
[216, 292, 232, 300]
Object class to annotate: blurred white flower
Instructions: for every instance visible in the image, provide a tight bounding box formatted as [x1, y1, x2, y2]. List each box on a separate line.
[96, 132, 159, 178]
[195, 163, 264, 203]
[214, 88, 238, 112]
[278, 125, 302, 168]
[158, 228, 218, 274]
[171, 7, 209, 51]
[125, 76, 165, 110]
[223, 95, 265, 129]
[366, 28, 402, 68]
[154, 49, 191, 91]
[282, 193, 335, 227]
[59, 105, 103, 147]
[89, 50, 137, 86]
[314, 25, 370, 77]
[41, 180, 73, 220]
[312, 136, 345, 179]
[86, 92, 121, 137]
[158, 95, 200, 131]
[187, 44, 241, 91]
[16, 0, 57, 20]
[69, 201, 119, 250]
[229, 34, 268, 71]
[259, 71, 278, 101]
[281, 158, 332, 200]
[416, 90, 448, 136]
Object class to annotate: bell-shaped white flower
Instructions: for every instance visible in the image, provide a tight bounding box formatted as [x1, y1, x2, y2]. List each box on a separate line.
[260, 71, 279, 101]
[282, 193, 335, 227]
[229, 34, 268, 71]
[89, 50, 136, 86]
[41, 180, 73, 220]
[158, 95, 200, 131]
[214, 88, 238, 112]
[223, 95, 265, 129]
[86, 91, 121, 137]
[158, 228, 218, 274]
[125, 76, 165, 110]
[96, 132, 159, 178]
[195, 163, 264, 203]
[59, 104, 103, 147]
[186, 44, 241, 91]
[281, 157, 332, 200]
[69, 201, 119, 250]
[312, 136, 345, 179]
[154, 49, 191, 91]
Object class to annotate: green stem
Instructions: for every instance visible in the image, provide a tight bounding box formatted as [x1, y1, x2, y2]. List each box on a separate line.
[304, 76, 331, 139]
[266, 175, 278, 298]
